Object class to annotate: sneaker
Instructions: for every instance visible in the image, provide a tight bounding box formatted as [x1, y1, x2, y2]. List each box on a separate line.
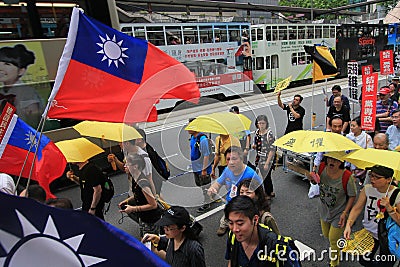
[197, 204, 211, 213]
[216, 227, 228, 237]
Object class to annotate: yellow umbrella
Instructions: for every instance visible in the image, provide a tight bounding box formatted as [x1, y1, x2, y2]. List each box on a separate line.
[185, 112, 251, 135]
[273, 130, 362, 153]
[73, 121, 142, 142]
[55, 138, 104, 162]
[343, 148, 400, 180]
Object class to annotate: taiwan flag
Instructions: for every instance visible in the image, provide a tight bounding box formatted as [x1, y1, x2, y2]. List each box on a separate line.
[46, 7, 200, 123]
[0, 114, 66, 197]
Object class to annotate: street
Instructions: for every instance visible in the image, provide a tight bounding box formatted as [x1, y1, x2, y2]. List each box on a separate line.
[56, 80, 368, 266]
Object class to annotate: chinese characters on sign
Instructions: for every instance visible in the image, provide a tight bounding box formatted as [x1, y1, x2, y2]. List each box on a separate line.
[361, 72, 378, 131]
[347, 62, 358, 100]
[380, 50, 394, 75]
[283, 138, 296, 147]
[394, 51, 400, 75]
[310, 138, 324, 148]
[362, 65, 373, 76]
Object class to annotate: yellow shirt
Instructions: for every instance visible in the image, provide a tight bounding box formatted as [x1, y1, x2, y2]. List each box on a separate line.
[215, 135, 241, 166]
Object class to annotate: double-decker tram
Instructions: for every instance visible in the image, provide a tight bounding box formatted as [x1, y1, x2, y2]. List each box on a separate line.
[387, 23, 400, 52]
[120, 22, 253, 109]
[335, 23, 387, 76]
[250, 23, 337, 92]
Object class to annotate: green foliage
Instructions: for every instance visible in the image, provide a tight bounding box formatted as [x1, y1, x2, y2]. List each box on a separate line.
[279, 0, 347, 9]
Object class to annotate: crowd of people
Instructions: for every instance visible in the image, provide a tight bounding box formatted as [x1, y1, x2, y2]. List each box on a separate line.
[2, 80, 400, 267]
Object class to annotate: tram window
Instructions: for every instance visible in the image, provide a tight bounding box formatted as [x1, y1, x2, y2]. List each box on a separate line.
[242, 25, 250, 38]
[251, 29, 256, 42]
[266, 56, 271, 69]
[255, 57, 264, 70]
[322, 26, 329, 38]
[133, 27, 145, 40]
[256, 28, 263, 40]
[291, 54, 297, 65]
[265, 26, 272, 41]
[330, 26, 336, 38]
[298, 26, 305, 39]
[344, 48, 350, 60]
[271, 26, 278, 41]
[289, 26, 297, 40]
[121, 27, 133, 36]
[147, 26, 165, 45]
[183, 26, 198, 44]
[200, 26, 212, 43]
[215, 26, 227, 42]
[306, 26, 314, 39]
[229, 26, 241, 42]
[271, 55, 279, 69]
[298, 52, 306, 65]
[315, 26, 322, 38]
[306, 55, 311, 64]
[166, 26, 182, 45]
[279, 26, 288, 40]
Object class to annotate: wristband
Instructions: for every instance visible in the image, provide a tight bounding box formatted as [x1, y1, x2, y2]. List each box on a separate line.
[90, 207, 96, 210]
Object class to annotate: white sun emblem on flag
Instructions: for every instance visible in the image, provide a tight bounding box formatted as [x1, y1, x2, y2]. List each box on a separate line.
[24, 132, 38, 148]
[96, 34, 128, 68]
[0, 210, 106, 266]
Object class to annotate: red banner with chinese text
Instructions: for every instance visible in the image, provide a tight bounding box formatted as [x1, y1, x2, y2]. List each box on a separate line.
[0, 103, 16, 144]
[362, 65, 373, 76]
[380, 50, 394, 75]
[361, 73, 378, 131]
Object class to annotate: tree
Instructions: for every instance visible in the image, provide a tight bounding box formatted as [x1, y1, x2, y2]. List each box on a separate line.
[279, 0, 347, 10]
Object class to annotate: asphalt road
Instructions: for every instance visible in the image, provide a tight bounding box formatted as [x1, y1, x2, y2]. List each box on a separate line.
[56, 80, 369, 267]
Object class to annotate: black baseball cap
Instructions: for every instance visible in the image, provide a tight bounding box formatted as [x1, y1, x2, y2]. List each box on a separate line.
[229, 106, 239, 113]
[366, 165, 394, 178]
[155, 206, 190, 226]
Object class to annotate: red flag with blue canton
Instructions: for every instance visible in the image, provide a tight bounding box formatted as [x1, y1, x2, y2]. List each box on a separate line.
[0, 114, 66, 197]
[46, 7, 200, 123]
[0, 192, 169, 266]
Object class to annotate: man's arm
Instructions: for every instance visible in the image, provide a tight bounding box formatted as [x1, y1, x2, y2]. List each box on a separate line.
[288, 104, 301, 119]
[207, 181, 222, 196]
[202, 155, 210, 176]
[277, 92, 284, 109]
[107, 154, 125, 171]
[342, 121, 349, 134]
[89, 184, 102, 215]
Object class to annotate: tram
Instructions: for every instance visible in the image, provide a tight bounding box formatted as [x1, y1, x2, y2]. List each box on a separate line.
[250, 23, 337, 91]
[120, 22, 254, 110]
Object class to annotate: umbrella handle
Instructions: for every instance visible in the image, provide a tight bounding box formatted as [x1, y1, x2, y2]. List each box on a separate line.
[109, 141, 117, 171]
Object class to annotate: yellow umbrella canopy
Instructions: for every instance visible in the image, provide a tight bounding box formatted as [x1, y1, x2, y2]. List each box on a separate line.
[73, 121, 142, 142]
[273, 130, 362, 153]
[185, 112, 251, 135]
[344, 148, 400, 180]
[55, 138, 104, 162]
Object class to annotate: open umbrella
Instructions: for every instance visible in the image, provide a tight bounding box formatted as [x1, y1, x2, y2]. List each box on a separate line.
[185, 112, 251, 135]
[73, 121, 142, 142]
[55, 138, 104, 162]
[273, 130, 362, 153]
[343, 148, 400, 180]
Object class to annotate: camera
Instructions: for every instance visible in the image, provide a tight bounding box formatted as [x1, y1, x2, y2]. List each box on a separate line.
[120, 203, 127, 210]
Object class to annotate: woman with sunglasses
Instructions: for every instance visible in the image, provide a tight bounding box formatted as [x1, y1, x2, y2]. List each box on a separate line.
[142, 206, 205, 267]
[344, 165, 400, 267]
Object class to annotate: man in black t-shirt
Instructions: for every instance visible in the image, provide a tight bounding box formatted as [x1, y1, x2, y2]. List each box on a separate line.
[326, 96, 351, 134]
[67, 161, 105, 220]
[277, 92, 305, 134]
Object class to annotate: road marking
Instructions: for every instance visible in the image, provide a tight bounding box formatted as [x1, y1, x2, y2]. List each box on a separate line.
[195, 204, 225, 221]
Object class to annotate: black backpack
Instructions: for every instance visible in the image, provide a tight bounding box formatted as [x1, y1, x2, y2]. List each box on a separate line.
[146, 143, 170, 179]
[195, 133, 215, 164]
[101, 175, 115, 203]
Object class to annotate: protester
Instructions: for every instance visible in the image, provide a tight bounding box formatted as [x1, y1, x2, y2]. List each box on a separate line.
[46, 198, 73, 209]
[208, 146, 262, 236]
[67, 161, 106, 219]
[238, 178, 279, 234]
[376, 86, 398, 133]
[326, 85, 350, 110]
[386, 109, 400, 150]
[346, 117, 374, 184]
[344, 165, 400, 267]
[186, 120, 213, 213]
[309, 155, 357, 267]
[253, 115, 276, 198]
[229, 106, 251, 163]
[141, 206, 206, 267]
[211, 133, 240, 178]
[277, 92, 305, 134]
[19, 184, 47, 203]
[108, 139, 156, 196]
[224, 195, 300, 267]
[0, 173, 15, 195]
[326, 96, 351, 134]
[119, 153, 161, 237]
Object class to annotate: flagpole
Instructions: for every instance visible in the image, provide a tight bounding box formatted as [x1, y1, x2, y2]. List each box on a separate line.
[311, 82, 315, 130]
